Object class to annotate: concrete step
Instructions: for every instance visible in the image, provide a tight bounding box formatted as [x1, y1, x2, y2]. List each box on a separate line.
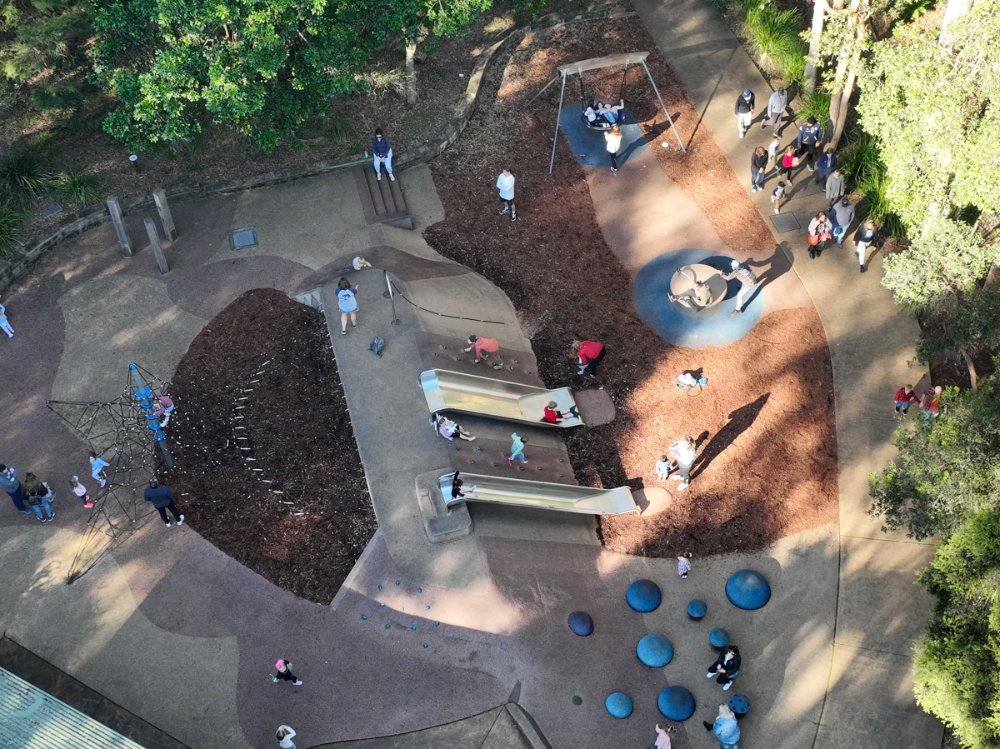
[440, 435, 577, 484]
[353, 165, 413, 230]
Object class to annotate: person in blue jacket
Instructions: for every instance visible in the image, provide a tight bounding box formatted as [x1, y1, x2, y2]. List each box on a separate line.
[815, 146, 837, 185]
[143, 479, 184, 527]
[370, 128, 395, 182]
[796, 116, 824, 171]
[0, 464, 29, 513]
[703, 704, 741, 748]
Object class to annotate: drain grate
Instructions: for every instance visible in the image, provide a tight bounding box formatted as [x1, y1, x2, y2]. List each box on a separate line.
[229, 227, 258, 250]
[771, 213, 801, 232]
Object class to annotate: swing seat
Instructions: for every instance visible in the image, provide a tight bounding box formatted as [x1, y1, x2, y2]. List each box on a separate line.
[582, 110, 615, 131]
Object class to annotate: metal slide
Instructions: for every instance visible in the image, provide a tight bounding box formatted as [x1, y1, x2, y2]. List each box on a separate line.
[420, 369, 583, 428]
[439, 473, 639, 516]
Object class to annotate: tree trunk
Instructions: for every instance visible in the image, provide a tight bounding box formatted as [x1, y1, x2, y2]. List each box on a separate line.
[940, 0, 973, 46]
[803, 0, 827, 94]
[828, 34, 862, 149]
[960, 348, 978, 391]
[404, 40, 417, 106]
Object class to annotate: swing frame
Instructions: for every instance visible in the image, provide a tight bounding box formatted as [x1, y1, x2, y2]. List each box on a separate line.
[528, 51, 687, 174]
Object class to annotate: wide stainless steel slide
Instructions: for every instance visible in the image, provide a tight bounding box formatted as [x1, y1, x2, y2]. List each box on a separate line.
[420, 369, 583, 427]
[439, 472, 638, 516]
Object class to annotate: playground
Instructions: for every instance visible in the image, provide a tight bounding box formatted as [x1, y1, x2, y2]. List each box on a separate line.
[0, 4, 941, 749]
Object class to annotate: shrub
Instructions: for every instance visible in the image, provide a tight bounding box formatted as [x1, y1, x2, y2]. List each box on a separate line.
[741, 1, 807, 83]
[856, 163, 904, 237]
[51, 171, 104, 207]
[796, 90, 831, 126]
[0, 203, 25, 259]
[0, 150, 53, 207]
[325, 117, 353, 146]
[837, 130, 881, 185]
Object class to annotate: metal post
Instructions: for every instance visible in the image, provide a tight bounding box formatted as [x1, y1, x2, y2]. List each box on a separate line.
[384, 270, 400, 326]
[106, 197, 132, 256]
[144, 218, 169, 274]
[548, 74, 567, 175]
[526, 75, 559, 107]
[641, 60, 687, 153]
[152, 188, 177, 241]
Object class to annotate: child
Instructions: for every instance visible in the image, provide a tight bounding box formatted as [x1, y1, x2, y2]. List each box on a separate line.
[0, 299, 13, 338]
[336, 277, 359, 335]
[275, 725, 297, 749]
[89, 452, 109, 488]
[70, 476, 93, 508]
[541, 401, 580, 424]
[770, 181, 786, 215]
[677, 554, 692, 579]
[655, 456, 674, 482]
[507, 433, 528, 465]
[766, 134, 781, 171]
[153, 393, 175, 428]
[270, 659, 303, 686]
[496, 169, 517, 222]
[893, 384, 919, 415]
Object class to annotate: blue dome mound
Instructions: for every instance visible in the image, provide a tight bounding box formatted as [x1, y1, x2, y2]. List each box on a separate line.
[728, 693, 751, 715]
[626, 579, 662, 613]
[709, 628, 730, 649]
[687, 599, 707, 621]
[657, 685, 696, 721]
[605, 691, 633, 719]
[567, 611, 594, 636]
[726, 569, 771, 610]
[636, 633, 674, 668]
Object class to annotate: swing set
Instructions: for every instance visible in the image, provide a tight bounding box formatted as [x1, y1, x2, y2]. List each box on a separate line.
[529, 51, 686, 174]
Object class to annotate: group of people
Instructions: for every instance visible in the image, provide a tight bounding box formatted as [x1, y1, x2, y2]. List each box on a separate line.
[654, 434, 699, 492]
[1, 453, 110, 523]
[893, 383, 943, 420]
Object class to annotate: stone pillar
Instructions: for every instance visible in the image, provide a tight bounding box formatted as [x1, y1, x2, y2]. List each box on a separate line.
[106, 197, 132, 257]
[152, 188, 177, 241]
[144, 218, 169, 274]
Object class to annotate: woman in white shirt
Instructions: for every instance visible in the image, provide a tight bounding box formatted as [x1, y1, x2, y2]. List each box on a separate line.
[605, 125, 623, 173]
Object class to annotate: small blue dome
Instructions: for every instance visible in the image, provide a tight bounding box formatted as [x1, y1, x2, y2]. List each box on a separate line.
[626, 579, 662, 613]
[687, 599, 707, 620]
[636, 633, 674, 667]
[726, 569, 771, 610]
[605, 691, 633, 719]
[657, 685, 696, 721]
[709, 628, 730, 649]
[728, 693, 751, 715]
[567, 611, 594, 637]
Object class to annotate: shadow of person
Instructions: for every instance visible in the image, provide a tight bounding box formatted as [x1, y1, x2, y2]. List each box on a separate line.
[692, 393, 770, 479]
[741, 245, 793, 310]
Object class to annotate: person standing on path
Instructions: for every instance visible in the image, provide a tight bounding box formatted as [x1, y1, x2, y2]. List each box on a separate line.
[496, 169, 517, 222]
[734, 89, 755, 139]
[0, 299, 13, 338]
[143, 479, 184, 527]
[806, 212, 832, 259]
[796, 116, 823, 171]
[815, 146, 837, 186]
[831, 198, 856, 246]
[825, 166, 845, 207]
[604, 125, 623, 174]
[335, 277, 359, 335]
[766, 134, 781, 172]
[463, 334, 500, 364]
[507, 433, 528, 465]
[275, 725, 297, 749]
[779, 146, 798, 184]
[770, 180, 787, 214]
[0, 464, 29, 514]
[750, 146, 767, 192]
[894, 384, 919, 415]
[762, 86, 788, 132]
[853, 220, 879, 272]
[702, 704, 741, 748]
[706, 645, 742, 690]
[70, 476, 93, 508]
[270, 659, 303, 686]
[651, 723, 672, 749]
[22, 473, 55, 523]
[920, 385, 943, 420]
[370, 128, 394, 182]
[668, 436, 698, 491]
[572, 339, 606, 381]
[722, 259, 758, 314]
[89, 452, 110, 488]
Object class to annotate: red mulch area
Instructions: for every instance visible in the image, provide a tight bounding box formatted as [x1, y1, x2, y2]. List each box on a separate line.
[165, 289, 376, 603]
[424, 18, 837, 557]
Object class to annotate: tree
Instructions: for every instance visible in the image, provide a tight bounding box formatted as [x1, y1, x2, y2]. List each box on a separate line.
[803, 0, 826, 94]
[868, 378, 1000, 540]
[918, 288, 1000, 390]
[914, 508, 1000, 749]
[89, 0, 370, 151]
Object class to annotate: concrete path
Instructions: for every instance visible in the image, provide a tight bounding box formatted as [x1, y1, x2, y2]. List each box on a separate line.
[630, 0, 942, 745]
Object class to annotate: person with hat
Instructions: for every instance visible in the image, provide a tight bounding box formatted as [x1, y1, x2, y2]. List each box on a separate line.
[541, 401, 580, 424]
[270, 658, 303, 686]
[721, 259, 758, 315]
[796, 116, 824, 171]
[143, 478, 184, 527]
[734, 89, 755, 139]
[463, 334, 500, 364]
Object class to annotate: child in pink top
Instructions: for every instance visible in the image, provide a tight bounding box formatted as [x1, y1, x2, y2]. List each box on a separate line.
[463, 335, 499, 363]
[70, 476, 93, 508]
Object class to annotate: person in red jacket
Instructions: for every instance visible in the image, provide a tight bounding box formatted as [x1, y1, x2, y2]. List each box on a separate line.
[893, 384, 919, 415]
[541, 401, 580, 424]
[572, 339, 606, 381]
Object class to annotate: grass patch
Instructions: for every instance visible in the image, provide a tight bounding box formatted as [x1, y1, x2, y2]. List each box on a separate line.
[325, 116, 354, 146]
[0, 150, 54, 208]
[740, 1, 807, 83]
[796, 90, 830, 125]
[0, 203, 26, 259]
[51, 171, 104, 208]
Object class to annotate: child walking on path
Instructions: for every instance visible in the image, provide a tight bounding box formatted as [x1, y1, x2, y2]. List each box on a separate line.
[894, 384, 919, 415]
[770, 181, 786, 214]
[507, 433, 528, 465]
[0, 299, 13, 338]
[89, 452, 110, 488]
[270, 659, 303, 686]
[70, 476, 93, 508]
[336, 277, 359, 335]
[496, 169, 517, 221]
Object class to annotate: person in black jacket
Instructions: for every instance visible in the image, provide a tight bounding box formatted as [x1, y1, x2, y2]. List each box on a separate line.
[750, 146, 767, 192]
[734, 89, 755, 139]
[143, 479, 184, 527]
[706, 645, 742, 690]
[853, 220, 880, 273]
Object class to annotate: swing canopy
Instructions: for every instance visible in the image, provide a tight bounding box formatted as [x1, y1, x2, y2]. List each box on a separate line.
[557, 51, 651, 78]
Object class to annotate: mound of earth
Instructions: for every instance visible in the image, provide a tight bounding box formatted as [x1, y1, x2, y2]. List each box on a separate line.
[165, 289, 376, 603]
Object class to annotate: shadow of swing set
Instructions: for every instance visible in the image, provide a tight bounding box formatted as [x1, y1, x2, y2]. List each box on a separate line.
[527, 51, 687, 173]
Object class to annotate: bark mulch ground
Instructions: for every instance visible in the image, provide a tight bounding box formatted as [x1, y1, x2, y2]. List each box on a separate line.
[424, 17, 838, 557]
[165, 289, 376, 604]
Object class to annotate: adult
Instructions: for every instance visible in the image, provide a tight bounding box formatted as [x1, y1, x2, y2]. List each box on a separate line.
[433, 414, 476, 443]
[572, 339, 605, 381]
[669, 436, 697, 491]
[270, 659, 303, 686]
[779, 145, 798, 184]
[598, 98, 625, 125]
[750, 146, 767, 192]
[703, 705, 741, 748]
[722, 259, 758, 314]
[706, 645, 742, 690]
[796, 116, 823, 171]
[0, 299, 13, 338]
[89, 452, 109, 488]
[0, 464, 28, 513]
[463, 334, 500, 364]
[335, 277, 359, 335]
[276, 725, 297, 749]
[831, 198, 856, 246]
[733, 89, 755, 139]
[370, 128, 394, 182]
[507, 432, 528, 465]
[815, 146, 837, 186]
[762, 86, 788, 132]
[893, 384, 919, 415]
[496, 169, 517, 222]
[920, 385, 943, 420]
[806, 212, 832, 259]
[143, 478, 185, 527]
[669, 281, 713, 311]
[604, 125, 623, 174]
[853, 220, 879, 273]
[22, 472, 55, 523]
[825, 166, 845, 207]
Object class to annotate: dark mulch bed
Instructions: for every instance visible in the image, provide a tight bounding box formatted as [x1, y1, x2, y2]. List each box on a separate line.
[424, 17, 838, 557]
[165, 289, 376, 603]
